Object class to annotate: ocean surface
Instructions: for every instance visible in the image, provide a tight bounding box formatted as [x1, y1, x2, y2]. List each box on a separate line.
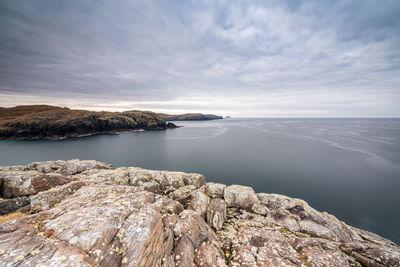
[1, 118, 399, 243]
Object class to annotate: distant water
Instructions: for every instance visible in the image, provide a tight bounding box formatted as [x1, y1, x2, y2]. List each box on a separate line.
[1, 118, 400, 243]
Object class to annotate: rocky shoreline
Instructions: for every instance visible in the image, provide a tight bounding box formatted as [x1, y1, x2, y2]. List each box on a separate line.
[0, 160, 399, 266]
[0, 105, 221, 140]
[0, 105, 176, 140]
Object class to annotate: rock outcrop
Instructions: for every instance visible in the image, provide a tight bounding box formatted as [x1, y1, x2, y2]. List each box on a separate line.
[0, 105, 224, 140]
[0, 160, 399, 266]
[0, 105, 176, 140]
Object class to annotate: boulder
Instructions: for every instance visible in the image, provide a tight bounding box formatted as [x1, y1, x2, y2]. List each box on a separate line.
[170, 185, 197, 206]
[205, 182, 226, 198]
[224, 184, 258, 210]
[0, 171, 71, 198]
[182, 173, 205, 189]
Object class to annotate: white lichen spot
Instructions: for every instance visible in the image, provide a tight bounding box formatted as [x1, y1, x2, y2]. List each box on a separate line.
[14, 255, 24, 262]
[30, 249, 40, 256]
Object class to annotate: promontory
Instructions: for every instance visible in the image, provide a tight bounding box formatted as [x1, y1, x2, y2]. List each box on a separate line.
[0, 105, 222, 140]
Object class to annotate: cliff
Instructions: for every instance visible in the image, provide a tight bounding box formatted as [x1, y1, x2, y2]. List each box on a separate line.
[0, 105, 223, 140]
[0, 105, 175, 140]
[0, 160, 399, 266]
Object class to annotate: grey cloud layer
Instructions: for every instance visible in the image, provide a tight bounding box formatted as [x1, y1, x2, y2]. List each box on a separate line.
[0, 0, 399, 116]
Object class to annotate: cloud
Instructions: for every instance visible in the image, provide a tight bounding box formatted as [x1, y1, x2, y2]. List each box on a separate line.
[0, 0, 399, 117]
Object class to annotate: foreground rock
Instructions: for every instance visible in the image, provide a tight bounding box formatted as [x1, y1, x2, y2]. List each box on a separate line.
[0, 160, 399, 266]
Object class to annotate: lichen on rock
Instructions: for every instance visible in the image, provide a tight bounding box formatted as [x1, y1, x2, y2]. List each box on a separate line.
[0, 159, 399, 267]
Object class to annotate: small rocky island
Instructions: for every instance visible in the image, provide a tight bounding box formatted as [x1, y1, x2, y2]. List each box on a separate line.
[0, 160, 399, 266]
[0, 105, 222, 140]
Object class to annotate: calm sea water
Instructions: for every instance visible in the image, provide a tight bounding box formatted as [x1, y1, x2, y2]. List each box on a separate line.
[1, 118, 400, 243]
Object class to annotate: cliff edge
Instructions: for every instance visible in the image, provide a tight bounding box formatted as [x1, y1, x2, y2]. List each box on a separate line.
[0, 105, 224, 140]
[0, 105, 172, 140]
[0, 160, 399, 266]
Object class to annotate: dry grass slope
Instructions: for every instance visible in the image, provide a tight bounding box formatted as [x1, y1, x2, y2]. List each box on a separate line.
[0, 212, 26, 224]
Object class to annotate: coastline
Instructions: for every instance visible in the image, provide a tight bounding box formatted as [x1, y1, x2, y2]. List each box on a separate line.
[0, 105, 221, 141]
[0, 127, 178, 141]
[0, 159, 399, 266]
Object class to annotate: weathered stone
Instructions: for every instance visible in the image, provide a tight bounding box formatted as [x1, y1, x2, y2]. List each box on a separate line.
[195, 240, 227, 267]
[140, 180, 162, 193]
[294, 238, 352, 266]
[181, 173, 206, 189]
[25, 159, 112, 175]
[78, 168, 129, 185]
[173, 236, 195, 267]
[205, 182, 226, 198]
[173, 210, 226, 267]
[0, 185, 182, 267]
[0, 196, 30, 215]
[126, 168, 204, 193]
[207, 198, 226, 230]
[0, 171, 70, 198]
[30, 181, 86, 212]
[251, 202, 268, 215]
[170, 185, 196, 206]
[0, 160, 399, 267]
[224, 184, 258, 210]
[187, 190, 209, 217]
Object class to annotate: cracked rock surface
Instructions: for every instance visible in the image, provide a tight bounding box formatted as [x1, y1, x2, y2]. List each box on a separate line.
[0, 160, 399, 267]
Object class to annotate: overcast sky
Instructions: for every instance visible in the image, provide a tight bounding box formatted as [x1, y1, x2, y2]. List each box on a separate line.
[0, 0, 399, 117]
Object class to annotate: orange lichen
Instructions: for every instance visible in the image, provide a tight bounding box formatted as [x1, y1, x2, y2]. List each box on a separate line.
[0, 212, 26, 223]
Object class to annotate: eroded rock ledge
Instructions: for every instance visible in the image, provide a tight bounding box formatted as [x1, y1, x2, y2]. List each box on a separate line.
[0, 160, 399, 266]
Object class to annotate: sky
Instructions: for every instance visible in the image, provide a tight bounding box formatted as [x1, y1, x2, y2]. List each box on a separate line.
[0, 0, 399, 117]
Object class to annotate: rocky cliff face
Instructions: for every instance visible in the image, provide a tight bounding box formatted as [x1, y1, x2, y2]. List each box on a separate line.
[0, 105, 224, 140]
[0, 105, 174, 140]
[0, 160, 399, 266]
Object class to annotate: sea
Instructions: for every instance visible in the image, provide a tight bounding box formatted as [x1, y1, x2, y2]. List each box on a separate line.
[1, 118, 399, 243]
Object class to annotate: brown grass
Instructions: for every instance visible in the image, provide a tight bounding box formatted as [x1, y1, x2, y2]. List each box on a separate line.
[0, 212, 26, 223]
